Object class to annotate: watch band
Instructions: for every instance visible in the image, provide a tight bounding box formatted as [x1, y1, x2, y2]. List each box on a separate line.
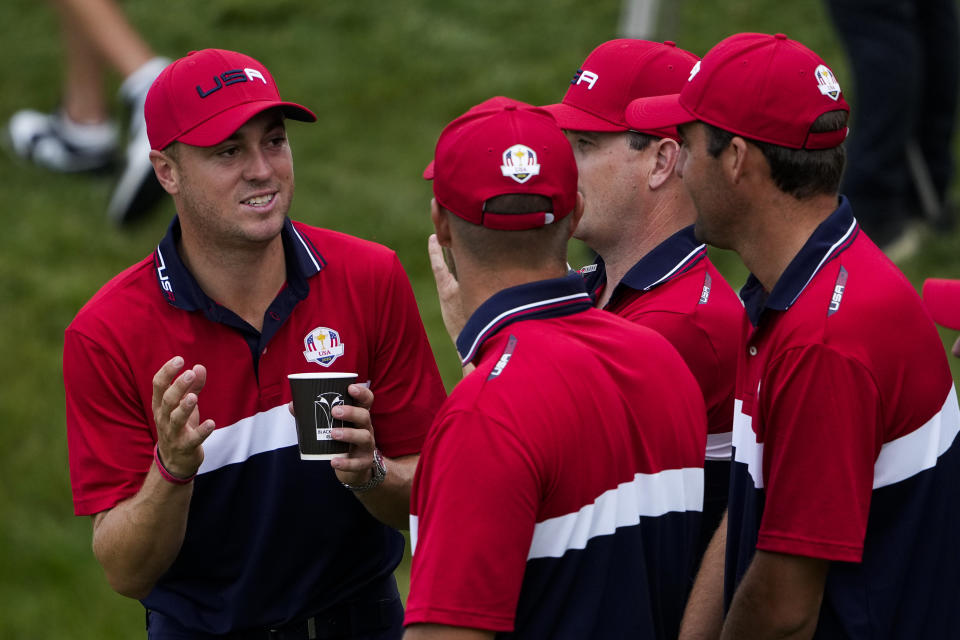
[342, 448, 386, 493]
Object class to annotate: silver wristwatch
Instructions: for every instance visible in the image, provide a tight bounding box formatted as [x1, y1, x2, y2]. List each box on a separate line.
[342, 448, 386, 493]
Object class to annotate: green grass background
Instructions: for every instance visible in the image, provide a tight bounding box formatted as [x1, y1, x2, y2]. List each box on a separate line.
[2, 0, 958, 636]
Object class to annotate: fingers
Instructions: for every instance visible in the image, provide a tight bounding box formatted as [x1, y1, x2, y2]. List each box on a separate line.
[329, 403, 375, 479]
[160, 366, 206, 429]
[152, 356, 185, 412]
[166, 390, 214, 447]
[428, 234, 467, 342]
[347, 383, 374, 410]
[195, 418, 217, 441]
[952, 336, 960, 358]
[153, 358, 207, 415]
[167, 390, 198, 433]
[331, 423, 374, 448]
[333, 402, 373, 437]
[329, 425, 375, 479]
[152, 358, 214, 477]
[428, 234, 453, 286]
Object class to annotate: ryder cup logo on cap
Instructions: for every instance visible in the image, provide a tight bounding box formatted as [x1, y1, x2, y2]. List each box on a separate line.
[145, 48, 317, 151]
[625, 33, 850, 150]
[501, 144, 541, 183]
[815, 65, 841, 100]
[426, 97, 578, 231]
[543, 39, 698, 138]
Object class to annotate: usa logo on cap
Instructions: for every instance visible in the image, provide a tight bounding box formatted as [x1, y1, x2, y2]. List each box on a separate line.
[501, 144, 541, 184]
[302, 326, 345, 367]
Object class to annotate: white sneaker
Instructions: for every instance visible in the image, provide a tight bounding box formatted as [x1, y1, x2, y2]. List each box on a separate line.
[107, 57, 170, 224]
[6, 109, 117, 173]
[106, 106, 164, 224]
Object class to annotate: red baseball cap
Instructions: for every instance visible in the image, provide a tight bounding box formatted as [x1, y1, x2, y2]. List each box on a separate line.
[543, 39, 698, 140]
[145, 49, 316, 151]
[626, 33, 849, 150]
[422, 96, 522, 180]
[923, 278, 960, 330]
[426, 98, 578, 231]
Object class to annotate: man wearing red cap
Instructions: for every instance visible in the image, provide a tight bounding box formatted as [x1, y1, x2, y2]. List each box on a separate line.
[628, 32, 960, 639]
[63, 49, 447, 638]
[543, 39, 745, 568]
[404, 98, 707, 639]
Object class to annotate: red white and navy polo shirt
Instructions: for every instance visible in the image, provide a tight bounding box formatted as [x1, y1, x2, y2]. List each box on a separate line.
[727, 197, 960, 638]
[406, 274, 707, 639]
[581, 225, 744, 554]
[581, 226, 743, 452]
[64, 217, 447, 634]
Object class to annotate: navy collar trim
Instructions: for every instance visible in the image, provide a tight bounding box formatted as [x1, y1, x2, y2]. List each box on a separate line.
[153, 217, 326, 312]
[456, 274, 592, 365]
[581, 225, 705, 303]
[287, 221, 328, 275]
[741, 196, 858, 326]
[621, 225, 707, 292]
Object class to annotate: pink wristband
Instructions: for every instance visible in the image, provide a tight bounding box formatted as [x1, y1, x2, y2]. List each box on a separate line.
[154, 444, 196, 485]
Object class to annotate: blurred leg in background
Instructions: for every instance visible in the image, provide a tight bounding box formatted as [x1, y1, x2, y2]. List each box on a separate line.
[826, 0, 959, 260]
[7, 0, 170, 224]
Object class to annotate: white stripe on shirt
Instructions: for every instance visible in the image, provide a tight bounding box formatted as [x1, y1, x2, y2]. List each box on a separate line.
[732, 385, 960, 491]
[732, 399, 765, 489]
[874, 385, 960, 488]
[197, 405, 297, 475]
[527, 466, 704, 560]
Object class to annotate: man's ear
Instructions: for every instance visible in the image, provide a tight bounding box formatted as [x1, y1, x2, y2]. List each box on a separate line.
[430, 198, 452, 246]
[150, 149, 180, 195]
[567, 191, 585, 239]
[727, 136, 751, 184]
[649, 138, 680, 190]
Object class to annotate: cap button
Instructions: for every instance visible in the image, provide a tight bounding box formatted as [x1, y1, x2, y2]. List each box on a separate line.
[663, 40, 676, 47]
[504, 105, 517, 111]
[774, 33, 787, 40]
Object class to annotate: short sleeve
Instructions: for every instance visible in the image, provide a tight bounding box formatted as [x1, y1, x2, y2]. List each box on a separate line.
[406, 410, 540, 632]
[64, 328, 155, 516]
[757, 345, 881, 562]
[366, 254, 447, 458]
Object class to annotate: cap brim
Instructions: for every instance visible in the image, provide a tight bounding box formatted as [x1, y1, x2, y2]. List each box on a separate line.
[541, 103, 626, 132]
[923, 278, 960, 330]
[625, 93, 694, 132]
[176, 100, 316, 147]
[423, 160, 435, 180]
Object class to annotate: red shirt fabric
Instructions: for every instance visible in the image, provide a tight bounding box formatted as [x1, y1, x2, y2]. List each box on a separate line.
[64, 217, 447, 633]
[582, 226, 744, 453]
[407, 275, 706, 639]
[727, 198, 960, 638]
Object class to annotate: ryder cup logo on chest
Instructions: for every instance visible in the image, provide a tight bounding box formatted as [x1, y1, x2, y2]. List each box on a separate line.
[302, 326, 345, 367]
[501, 144, 541, 184]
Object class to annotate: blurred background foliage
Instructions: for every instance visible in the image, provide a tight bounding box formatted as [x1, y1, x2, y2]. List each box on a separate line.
[1, 0, 957, 636]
